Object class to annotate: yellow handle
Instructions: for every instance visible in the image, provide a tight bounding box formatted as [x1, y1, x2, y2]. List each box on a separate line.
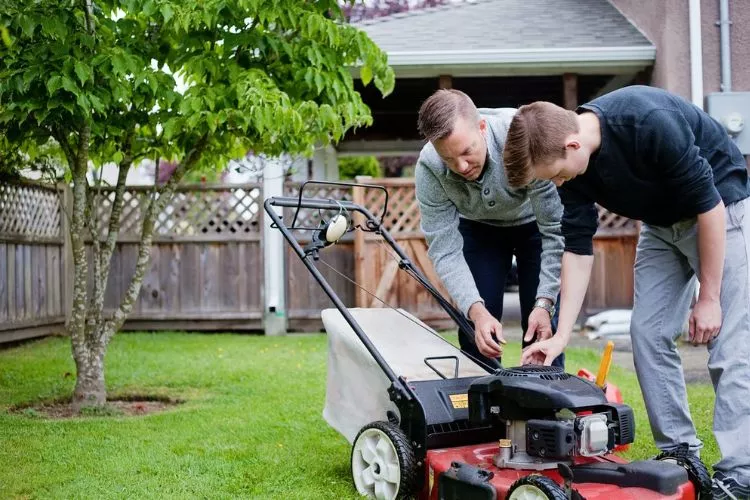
[595, 341, 615, 388]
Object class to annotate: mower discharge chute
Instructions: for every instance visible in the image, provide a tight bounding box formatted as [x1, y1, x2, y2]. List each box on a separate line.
[264, 181, 710, 500]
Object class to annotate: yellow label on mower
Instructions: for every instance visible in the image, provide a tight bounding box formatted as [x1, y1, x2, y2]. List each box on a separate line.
[449, 393, 468, 409]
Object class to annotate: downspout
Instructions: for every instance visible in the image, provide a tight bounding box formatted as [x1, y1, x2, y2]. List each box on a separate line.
[689, 0, 704, 108]
[689, 0, 704, 311]
[719, 0, 732, 92]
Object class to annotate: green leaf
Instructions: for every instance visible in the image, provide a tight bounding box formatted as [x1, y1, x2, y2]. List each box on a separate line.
[89, 94, 105, 113]
[143, 0, 157, 17]
[360, 65, 372, 86]
[314, 73, 323, 94]
[161, 4, 175, 23]
[1, 26, 11, 47]
[76, 93, 90, 114]
[46, 76, 62, 95]
[111, 53, 127, 76]
[74, 61, 92, 85]
[61, 76, 77, 94]
[19, 15, 35, 37]
[162, 118, 179, 139]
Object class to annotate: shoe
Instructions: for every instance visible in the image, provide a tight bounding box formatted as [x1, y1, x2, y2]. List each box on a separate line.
[713, 472, 750, 500]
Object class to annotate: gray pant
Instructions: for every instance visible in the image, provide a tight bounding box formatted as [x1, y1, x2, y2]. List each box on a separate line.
[631, 197, 750, 484]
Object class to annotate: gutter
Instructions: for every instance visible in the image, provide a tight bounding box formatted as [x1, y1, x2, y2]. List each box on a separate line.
[384, 46, 656, 66]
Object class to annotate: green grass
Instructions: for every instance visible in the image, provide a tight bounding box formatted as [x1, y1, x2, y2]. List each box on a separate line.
[0, 332, 718, 499]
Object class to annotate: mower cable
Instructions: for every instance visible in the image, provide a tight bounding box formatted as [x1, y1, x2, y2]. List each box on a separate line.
[316, 251, 497, 374]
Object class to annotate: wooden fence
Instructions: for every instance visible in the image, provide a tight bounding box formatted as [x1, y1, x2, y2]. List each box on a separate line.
[0, 178, 638, 341]
[584, 207, 639, 312]
[0, 182, 69, 342]
[92, 184, 265, 331]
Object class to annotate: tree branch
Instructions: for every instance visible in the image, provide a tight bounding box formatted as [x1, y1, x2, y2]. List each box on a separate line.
[82, 0, 95, 36]
[67, 124, 91, 360]
[105, 135, 210, 340]
[92, 135, 134, 325]
[86, 169, 103, 319]
[52, 127, 76, 171]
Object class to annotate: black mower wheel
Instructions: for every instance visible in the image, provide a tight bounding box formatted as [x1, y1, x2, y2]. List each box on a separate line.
[351, 421, 417, 499]
[654, 446, 712, 499]
[506, 474, 567, 500]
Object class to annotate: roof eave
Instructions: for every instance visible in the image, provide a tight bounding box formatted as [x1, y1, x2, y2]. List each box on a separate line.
[372, 45, 656, 78]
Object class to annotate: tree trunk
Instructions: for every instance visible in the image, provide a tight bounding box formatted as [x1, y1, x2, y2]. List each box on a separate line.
[71, 329, 109, 410]
[61, 134, 207, 411]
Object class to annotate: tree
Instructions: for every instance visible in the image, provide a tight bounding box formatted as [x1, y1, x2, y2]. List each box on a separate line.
[342, 0, 448, 23]
[0, 0, 394, 410]
[338, 155, 381, 179]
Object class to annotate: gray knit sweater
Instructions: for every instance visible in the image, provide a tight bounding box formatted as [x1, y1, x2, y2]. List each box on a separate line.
[415, 109, 564, 317]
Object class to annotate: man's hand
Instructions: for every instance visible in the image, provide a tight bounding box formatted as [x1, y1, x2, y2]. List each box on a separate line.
[468, 302, 506, 358]
[524, 305, 553, 344]
[689, 297, 722, 344]
[521, 335, 566, 366]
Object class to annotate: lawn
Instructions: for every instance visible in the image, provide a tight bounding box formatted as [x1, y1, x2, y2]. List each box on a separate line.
[0, 332, 718, 499]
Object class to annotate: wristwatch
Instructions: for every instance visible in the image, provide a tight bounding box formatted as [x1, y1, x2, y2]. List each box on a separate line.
[533, 298, 555, 318]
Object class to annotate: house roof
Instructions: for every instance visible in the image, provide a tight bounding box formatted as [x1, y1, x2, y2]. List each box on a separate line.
[355, 0, 655, 77]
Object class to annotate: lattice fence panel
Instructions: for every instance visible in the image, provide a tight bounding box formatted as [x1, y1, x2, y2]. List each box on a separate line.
[357, 183, 421, 236]
[282, 183, 353, 234]
[0, 183, 62, 241]
[94, 185, 263, 238]
[596, 205, 639, 236]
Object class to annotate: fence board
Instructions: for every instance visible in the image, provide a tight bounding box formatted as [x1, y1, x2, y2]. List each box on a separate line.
[583, 236, 637, 311]
[7, 243, 15, 321]
[245, 242, 262, 311]
[14, 244, 23, 320]
[34, 245, 45, 317]
[220, 243, 240, 310]
[158, 243, 179, 313]
[0, 244, 6, 321]
[140, 244, 162, 312]
[179, 243, 201, 311]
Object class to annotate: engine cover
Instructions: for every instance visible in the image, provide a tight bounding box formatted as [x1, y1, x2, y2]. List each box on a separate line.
[468, 366, 610, 422]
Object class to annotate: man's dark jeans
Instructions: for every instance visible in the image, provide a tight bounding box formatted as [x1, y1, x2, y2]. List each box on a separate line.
[457, 218, 564, 369]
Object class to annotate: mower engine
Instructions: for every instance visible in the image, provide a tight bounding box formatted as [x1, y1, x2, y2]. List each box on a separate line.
[468, 365, 635, 470]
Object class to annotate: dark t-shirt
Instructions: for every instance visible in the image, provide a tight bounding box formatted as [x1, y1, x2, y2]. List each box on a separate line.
[561, 85, 750, 255]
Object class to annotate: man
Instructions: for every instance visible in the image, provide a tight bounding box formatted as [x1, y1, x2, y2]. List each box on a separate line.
[504, 85, 750, 498]
[415, 89, 564, 369]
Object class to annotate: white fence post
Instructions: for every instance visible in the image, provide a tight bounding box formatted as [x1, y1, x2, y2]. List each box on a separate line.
[263, 160, 287, 335]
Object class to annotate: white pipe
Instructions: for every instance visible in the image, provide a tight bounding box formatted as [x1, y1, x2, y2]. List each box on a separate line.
[719, 0, 732, 92]
[689, 0, 704, 108]
[263, 158, 286, 335]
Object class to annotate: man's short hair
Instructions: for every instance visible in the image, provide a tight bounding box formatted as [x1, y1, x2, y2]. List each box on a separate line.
[418, 89, 480, 142]
[504, 101, 579, 187]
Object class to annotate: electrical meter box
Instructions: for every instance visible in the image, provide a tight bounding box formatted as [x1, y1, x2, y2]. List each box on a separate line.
[706, 92, 750, 155]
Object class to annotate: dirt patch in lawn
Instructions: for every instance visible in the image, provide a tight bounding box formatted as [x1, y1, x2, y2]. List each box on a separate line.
[9, 395, 184, 419]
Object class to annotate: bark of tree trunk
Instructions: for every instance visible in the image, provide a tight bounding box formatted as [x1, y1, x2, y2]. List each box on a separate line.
[72, 331, 108, 410]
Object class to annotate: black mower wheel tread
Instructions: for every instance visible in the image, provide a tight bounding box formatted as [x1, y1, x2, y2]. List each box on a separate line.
[351, 421, 418, 499]
[506, 474, 568, 500]
[654, 446, 712, 499]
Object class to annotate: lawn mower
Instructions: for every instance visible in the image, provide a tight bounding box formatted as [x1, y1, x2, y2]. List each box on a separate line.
[264, 181, 711, 500]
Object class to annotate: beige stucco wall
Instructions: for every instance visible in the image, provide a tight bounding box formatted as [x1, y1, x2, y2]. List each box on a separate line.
[610, 0, 750, 100]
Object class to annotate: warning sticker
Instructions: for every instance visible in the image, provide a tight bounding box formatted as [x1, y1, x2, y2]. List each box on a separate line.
[449, 393, 468, 409]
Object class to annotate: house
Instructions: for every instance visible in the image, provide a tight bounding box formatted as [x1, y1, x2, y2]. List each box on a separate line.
[339, 0, 750, 160]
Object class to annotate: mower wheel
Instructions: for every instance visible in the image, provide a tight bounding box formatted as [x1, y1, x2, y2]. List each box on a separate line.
[351, 421, 417, 500]
[654, 446, 712, 499]
[506, 475, 567, 500]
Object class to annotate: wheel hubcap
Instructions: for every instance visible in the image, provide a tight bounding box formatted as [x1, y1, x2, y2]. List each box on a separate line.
[509, 484, 550, 500]
[352, 428, 401, 499]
